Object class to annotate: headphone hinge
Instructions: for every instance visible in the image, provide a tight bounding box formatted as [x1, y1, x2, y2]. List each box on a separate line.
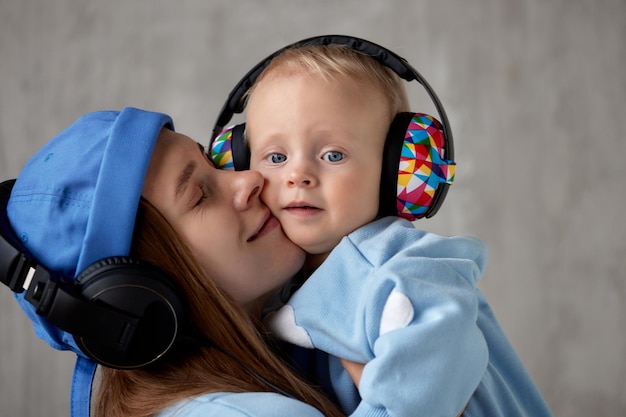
[0, 249, 36, 294]
[9, 254, 34, 293]
[24, 266, 58, 316]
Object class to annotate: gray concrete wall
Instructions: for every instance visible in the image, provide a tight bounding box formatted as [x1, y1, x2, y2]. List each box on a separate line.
[0, 1, 624, 416]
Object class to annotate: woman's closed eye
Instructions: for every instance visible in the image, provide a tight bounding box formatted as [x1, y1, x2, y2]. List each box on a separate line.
[195, 189, 207, 206]
[194, 183, 209, 207]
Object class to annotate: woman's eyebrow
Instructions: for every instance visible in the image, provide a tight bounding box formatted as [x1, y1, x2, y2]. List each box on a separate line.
[175, 160, 196, 199]
[174, 144, 207, 198]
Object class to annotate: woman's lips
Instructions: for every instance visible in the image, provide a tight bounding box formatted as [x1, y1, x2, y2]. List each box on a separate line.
[248, 213, 279, 242]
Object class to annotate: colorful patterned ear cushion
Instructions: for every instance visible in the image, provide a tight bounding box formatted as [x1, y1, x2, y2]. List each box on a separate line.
[396, 113, 455, 220]
[210, 126, 236, 170]
[210, 123, 249, 171]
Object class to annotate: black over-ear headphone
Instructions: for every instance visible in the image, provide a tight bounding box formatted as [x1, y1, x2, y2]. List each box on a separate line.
[0, 179, 188, 369]
[1, 179, 299, 399]
[209, 35, 456, 220]
[0, 179, 297, 397]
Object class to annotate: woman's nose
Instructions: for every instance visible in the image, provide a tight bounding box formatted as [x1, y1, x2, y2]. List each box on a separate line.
[230, 169, 264, 211]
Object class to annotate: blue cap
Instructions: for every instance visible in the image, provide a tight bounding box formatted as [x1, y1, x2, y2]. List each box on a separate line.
[7, 107, 173, 356]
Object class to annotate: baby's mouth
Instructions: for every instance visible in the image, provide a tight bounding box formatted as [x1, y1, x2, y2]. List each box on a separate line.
[284, 204, 322, 216]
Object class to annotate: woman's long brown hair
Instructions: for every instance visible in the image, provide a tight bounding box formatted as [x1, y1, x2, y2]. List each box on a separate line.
[93, 199, 344, 417]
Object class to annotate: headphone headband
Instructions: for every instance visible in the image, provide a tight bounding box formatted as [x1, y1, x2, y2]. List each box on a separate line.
[212, 35, 453, 161]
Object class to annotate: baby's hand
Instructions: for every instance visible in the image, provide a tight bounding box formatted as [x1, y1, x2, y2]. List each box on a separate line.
[340, 358, 364, 387]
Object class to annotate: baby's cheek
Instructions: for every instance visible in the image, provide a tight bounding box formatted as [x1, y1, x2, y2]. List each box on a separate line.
[259, 180, 281, 212]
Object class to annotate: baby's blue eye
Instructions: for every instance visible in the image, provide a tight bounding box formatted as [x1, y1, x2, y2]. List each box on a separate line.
[323, 151, 345, 163]
[268, 153, 287, 164]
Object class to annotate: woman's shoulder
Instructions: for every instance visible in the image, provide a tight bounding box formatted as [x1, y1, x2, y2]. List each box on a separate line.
[157, 392, 325, 417]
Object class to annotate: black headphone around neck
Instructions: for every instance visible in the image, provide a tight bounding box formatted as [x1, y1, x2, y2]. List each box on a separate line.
[0, 178, 295, 397]
[0, 179, 188, 369]
[209, 35, 456, 220]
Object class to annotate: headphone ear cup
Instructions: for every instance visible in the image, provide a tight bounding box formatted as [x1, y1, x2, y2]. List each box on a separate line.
[74, 256, 186, 369]
[379, 112, 456, 221]
[210, 123, 250, 171]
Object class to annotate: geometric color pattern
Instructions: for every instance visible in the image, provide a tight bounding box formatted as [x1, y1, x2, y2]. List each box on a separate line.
[397, 113, 455, 220]
[210, 126, 236, 170]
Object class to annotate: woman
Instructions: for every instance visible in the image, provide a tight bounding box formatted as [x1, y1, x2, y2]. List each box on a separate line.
[3, 107, 344, 417]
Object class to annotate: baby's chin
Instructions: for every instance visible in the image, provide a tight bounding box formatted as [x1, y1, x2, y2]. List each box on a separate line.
[290, 237, 342, 267]
[300, 236, 347, 273]
[303, 252, 331, 273]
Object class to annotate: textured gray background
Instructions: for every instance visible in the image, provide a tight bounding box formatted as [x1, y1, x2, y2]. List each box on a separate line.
[1, 1, 624, 416]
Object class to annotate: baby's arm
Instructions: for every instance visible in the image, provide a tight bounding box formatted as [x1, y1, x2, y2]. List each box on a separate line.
[349, 252, 486, 417]
[341, 358, 467, 417]
[265, 217, 488, 417]
[341, 359, 468, 417]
